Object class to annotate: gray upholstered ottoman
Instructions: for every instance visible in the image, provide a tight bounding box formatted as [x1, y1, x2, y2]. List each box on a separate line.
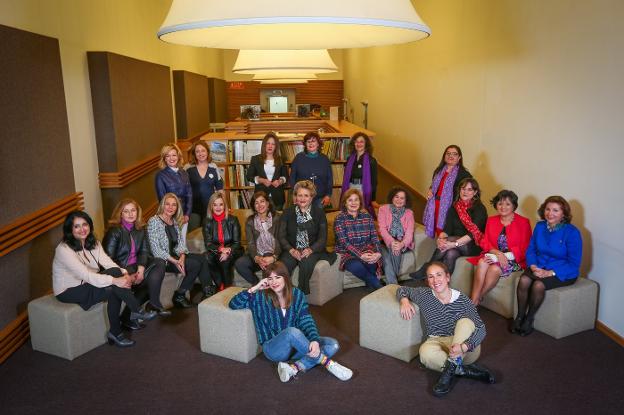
[449, 257, 474, 296]
[28, 294, 109, 360]
[359, 285, 425, 362]
[198, 287, 261, 363]
[295, 259, 343, 306]
[159, 272, 184, 309]
[521, 277, 598, 339]
[480, 271, 521, 318]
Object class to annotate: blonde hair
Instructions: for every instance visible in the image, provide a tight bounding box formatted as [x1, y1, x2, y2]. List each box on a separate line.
[340, 188, 365, 213]
[205, 191, 229, 220]
[188, 141, 212, 165]
[159, 143, 184, 169]
[109, 198, 144, 230]
[156, 193, 183, 224]
[293, 180, 317, 199]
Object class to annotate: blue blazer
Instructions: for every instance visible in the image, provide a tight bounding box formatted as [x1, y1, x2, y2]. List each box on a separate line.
[525, 221, 582, 281]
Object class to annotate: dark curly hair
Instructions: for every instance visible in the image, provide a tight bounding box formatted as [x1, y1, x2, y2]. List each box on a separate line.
[537, 195, 572, 223]
[250, 191, 276, 216]
[302, 131, 322, 154]
[348, 132, 373, 156]
[386, 186, 412, 209]
[490, 190, 519, 210]
[62, 210, 97, 251]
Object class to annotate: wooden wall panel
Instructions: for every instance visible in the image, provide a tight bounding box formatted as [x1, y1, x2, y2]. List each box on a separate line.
[173, 70, 211, 139]
[226, 80, 344, 121]
[209, 78, 228, 123]
[0, 24, 76, 330]
[88, 52, 174, 220]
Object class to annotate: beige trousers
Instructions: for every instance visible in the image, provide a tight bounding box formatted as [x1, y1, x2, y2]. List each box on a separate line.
[419, 318, 481, 372]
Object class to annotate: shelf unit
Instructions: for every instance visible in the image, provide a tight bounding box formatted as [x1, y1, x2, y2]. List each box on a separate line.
[196, 120, 375, 210]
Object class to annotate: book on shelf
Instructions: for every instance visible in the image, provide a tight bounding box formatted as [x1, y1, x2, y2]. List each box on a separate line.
[209, 140, 227, 163]
[229, 190, 254, 209]
[231, 140, 263, 162]
[331, 164, 345, 186]
[279, 141, 304, 162]
[227, 165, 253, 187]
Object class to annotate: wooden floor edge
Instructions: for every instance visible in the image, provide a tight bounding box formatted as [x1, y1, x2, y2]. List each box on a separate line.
[596, 320, 624, 347]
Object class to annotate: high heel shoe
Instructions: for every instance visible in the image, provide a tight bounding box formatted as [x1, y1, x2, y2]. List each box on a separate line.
[145, 302, 172, 317]
[107, 331, 135, 347]
[129, 308, 157, 322]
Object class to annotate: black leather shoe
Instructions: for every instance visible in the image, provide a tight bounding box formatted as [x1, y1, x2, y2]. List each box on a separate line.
[130, 309, 157, 322]
[510, 317, 524, 334]
[200, 285, 217, 301]
[460, 363, 496, 384]
[409, 268, 426, 281]
[172, 291, 193, 308]
[519, 318, 534, 336]
[121, 319, 145, 331]
[107, 331, 135, 347]
[146, 302, 172, 317]
[433, 360, 458, 397]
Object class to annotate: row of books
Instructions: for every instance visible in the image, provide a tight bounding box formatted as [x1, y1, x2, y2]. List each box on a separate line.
[229, 190, 254, 209]
[227, 165, 254, 188]
[320, 138, 351, 161]
[230, 140, 262, 162]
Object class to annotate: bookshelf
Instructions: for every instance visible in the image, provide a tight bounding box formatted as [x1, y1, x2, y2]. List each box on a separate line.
[196, 120, 376, 210]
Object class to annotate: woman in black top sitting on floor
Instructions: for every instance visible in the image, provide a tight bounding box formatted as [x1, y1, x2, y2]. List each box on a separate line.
[234, 191, 282, 285]
[203, 191, 243, 290]
[103, 198, 171, 324]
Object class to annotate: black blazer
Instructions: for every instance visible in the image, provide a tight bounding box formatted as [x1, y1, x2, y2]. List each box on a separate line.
[246, 154, 289, 208]
[443, 201, 487, 256]
[102, 226, 150, 268]
[245, 213, 282, 258]
[278, 204, 327, 253]
[203, 215, 243, 256]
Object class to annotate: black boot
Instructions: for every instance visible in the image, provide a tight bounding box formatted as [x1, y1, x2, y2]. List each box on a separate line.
[433, 360, 458, 397]
[460, 363, 496, 384]
[172, 291, 193, 309]
[519, 317, 535, 336]
[509, 316, 524, 334]
[200, 285, 216, 301]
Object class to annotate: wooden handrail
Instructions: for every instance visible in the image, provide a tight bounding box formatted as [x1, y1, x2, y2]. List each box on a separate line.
[98, 154, 160, 189]
[0, 193, 84, 257]
[0, 311, 28, 364]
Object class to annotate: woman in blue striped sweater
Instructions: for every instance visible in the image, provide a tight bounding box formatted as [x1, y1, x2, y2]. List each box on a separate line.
[229, 261, 352, 382]
[397, 261, 495, 397]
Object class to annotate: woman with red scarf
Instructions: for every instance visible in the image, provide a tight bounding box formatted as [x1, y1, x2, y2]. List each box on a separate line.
[203, 191, 243, 290]
[340, 132, 377, 217]
[411, 178, 487, 279]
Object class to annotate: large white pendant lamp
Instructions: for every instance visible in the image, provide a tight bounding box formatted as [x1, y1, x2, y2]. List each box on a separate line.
[252, 73, 317, 81]
[260, 79, 309, 84]
[158, 0, 431, 49]
[233, 50, 337, 75]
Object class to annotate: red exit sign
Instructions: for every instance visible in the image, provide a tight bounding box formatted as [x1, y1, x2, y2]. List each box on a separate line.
[229, 82, 245, 90]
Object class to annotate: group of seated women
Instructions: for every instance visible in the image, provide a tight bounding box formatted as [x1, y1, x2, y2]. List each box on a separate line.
[51, 138, 582, 396]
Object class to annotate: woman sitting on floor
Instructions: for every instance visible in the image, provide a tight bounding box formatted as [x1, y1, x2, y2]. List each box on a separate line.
[468, 189, 532, 305]
[411, 178, 487, 280]
[397, 261, 495, 397]
[103, 198, 171, 326]
[229, 261, 352, 382]
[378, 186, 415, 284]
[147, 193, 213, 307]
[278, 180, 336, 295]
[234, 191, 282, 285]
[203, 191, 243, 290]
[511, 196, 582, 336]
[53, 211, 155, 348]
[334, 188, 383, 290]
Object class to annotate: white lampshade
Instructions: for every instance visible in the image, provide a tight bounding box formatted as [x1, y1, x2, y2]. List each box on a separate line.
[253, 73, 317, 81]
[260, 79, 309, 84]
[233, 50, 337, 75]
[158, 0, 431, 49]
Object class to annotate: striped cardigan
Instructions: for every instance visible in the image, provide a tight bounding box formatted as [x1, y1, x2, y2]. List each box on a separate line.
[229, 287, 320, 345]
[396, 286, 486, 351]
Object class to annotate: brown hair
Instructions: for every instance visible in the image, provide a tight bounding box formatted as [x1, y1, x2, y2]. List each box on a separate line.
[302, 131, 322, 154]
[260, 132, 282, 166]
[386, 186, 412, 209]
[205, 191, 229, 220]
[156, 193, 183, 224]
[433, 144, 465, 178]
[262, 261, 293, 308]
[250, 191, 275, 216]
[455, 177, 482, 203]
[109, 198, 144, 230]
[341, 188, 365, 213]
[159, 143, 184, 169]
[537, 195, 572, 223]
[188, 141, 212, 165]
[348, 132, 373, 155]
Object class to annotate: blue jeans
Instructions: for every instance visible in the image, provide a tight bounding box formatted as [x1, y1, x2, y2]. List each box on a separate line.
[345, 258, 383, 289]
[262, 327, 339, 371]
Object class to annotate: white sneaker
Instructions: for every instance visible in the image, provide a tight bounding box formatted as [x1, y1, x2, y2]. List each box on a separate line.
[326, 360, 353, 381]
[277, 362, 297, 382]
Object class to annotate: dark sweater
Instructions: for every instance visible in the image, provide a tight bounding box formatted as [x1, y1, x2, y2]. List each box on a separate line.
[288, 152, 333, 201]
[443, 201, 488, 256]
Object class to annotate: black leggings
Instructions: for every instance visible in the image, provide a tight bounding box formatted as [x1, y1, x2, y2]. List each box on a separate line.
[205, 251, 241, 286]
[57, 283, 140, 336]
[151, 254, 213, 294]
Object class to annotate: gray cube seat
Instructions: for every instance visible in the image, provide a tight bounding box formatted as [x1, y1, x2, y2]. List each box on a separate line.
[198, 287, 261, 363]
[28, 294, 109, 360]
[359, 284, 425, 362]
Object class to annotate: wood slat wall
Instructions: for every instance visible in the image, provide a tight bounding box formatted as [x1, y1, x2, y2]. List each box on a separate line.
[98, 155, 160, 188]
[0, 193, 84, 257]
[226, 80, 344, 121]
[0, 311, 28, 364]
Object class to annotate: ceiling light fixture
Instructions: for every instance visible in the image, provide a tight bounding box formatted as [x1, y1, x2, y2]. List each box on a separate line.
[233, 50, 337, 75]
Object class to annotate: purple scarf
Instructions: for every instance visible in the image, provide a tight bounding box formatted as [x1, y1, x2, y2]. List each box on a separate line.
[121, 219, 137, 266]
[423, 165, 459, 238]
[341, 152, 374, 216]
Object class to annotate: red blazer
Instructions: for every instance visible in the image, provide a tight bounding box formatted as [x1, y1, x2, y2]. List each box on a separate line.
[468, 214, 532, 268]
